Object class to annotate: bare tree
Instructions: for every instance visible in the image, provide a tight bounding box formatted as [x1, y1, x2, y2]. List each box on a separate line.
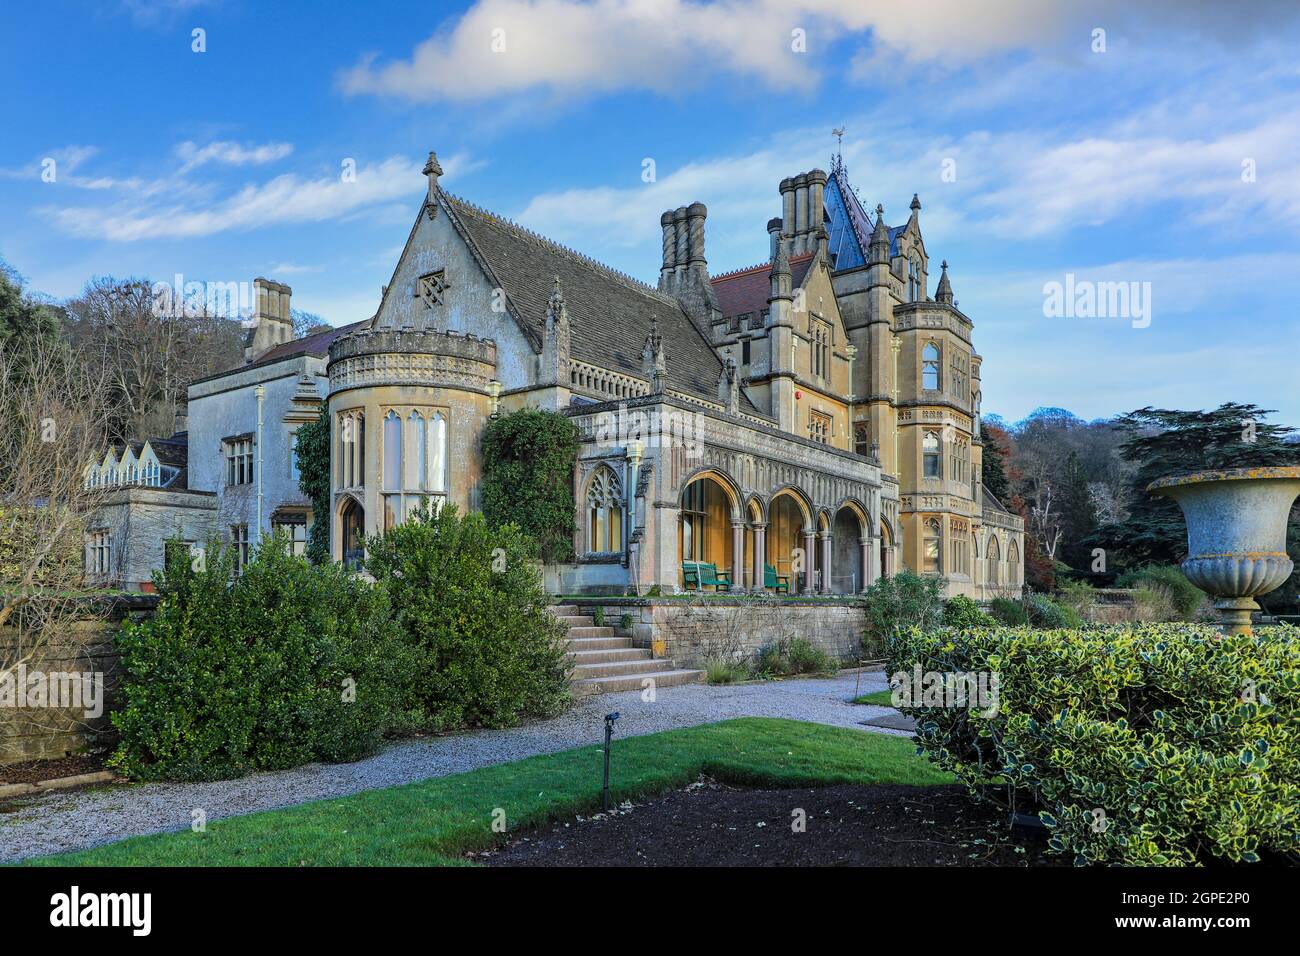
[1, 337, 115, 689]
[63, 276, 243, 441]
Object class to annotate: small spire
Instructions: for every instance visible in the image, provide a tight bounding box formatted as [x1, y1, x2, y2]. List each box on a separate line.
[773, 235, 791, 276]
[936, 260, 954, 305]
[871, 204, 889, 241]
[910, 193, 921, 213]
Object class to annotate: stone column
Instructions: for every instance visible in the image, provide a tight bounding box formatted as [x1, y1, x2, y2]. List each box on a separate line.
[802, 529, 817, 594]
[753, 522, 767, 592]
[819, 532, 832, 594]
[860, 536, 874, 593]
[731, 521, 745, 593]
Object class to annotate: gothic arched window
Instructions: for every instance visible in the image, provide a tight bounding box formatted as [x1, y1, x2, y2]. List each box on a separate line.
[922, 342, 941, 391]
[1008, 539, 1020, 586]
[987, 534, 1002, 586]
[923, 430, 941, 479]
[587, 467, 624, 553]
[908, 256, 922, 302]
[923, 518, 942, 574]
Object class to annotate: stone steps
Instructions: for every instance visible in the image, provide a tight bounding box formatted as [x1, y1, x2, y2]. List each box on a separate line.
[551, 602, 704, 697]
[571, 668, 705, 697]
[568, 647, 648, 664]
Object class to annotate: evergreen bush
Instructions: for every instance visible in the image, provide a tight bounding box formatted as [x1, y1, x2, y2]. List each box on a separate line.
[364, 504, 571, 730]
[110, 536, 416, 781]
[887, 623, 1300, 865]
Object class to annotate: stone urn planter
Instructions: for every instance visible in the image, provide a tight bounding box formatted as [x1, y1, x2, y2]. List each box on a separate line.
[1148, 466, 1300, 636]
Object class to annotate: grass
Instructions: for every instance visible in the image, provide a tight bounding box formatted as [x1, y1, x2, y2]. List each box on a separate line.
[853, 690, 895, 707]
[27, 717, 950, 867]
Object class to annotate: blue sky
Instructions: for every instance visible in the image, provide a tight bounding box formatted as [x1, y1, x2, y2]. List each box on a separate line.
[3, 0, 1299, 425]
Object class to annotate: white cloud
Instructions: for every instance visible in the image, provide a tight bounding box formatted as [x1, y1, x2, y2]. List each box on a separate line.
[338, 0, 1300, 103]
[50, 156, 424, 241]
[175, 140, 294, 173]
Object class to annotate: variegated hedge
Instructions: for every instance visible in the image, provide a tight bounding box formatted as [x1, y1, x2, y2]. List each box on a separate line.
[887, 624, 1299, 866]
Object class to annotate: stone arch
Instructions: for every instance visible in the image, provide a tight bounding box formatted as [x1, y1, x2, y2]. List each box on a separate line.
[583, 464, 624, 554]
[679, 465, 742, 521]
[679, 471, 740, 584]
[769, 485, 813, 530]
[745, 494, 765, 523]
[337, 494, 366, 568]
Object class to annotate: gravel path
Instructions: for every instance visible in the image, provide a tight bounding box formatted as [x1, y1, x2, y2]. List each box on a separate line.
[0, 670, 894, 863]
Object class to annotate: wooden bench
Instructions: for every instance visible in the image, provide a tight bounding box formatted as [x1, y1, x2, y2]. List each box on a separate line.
[764, 563, 791, 594]
[682, 561, 732, 592]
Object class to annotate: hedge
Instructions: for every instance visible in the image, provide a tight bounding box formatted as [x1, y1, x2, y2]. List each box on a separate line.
[887, 623, 1299, 865]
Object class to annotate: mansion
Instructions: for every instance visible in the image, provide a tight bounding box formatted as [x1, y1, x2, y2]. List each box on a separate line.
[86, 151, 1024, 598]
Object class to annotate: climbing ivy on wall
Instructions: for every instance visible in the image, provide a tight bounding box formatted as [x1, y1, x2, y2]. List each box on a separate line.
[481, 408, 579, 563]
[296, 404, 332, 565]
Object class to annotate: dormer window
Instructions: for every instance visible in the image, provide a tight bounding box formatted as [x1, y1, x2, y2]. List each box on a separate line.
[416, 270, 448, 309]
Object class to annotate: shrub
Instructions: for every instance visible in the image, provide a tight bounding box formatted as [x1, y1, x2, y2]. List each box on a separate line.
[755, 637, 837, 677]
[619, 613, 633, 630]
[787, 637, 837, 675]
[987, 596, 1028, 626]
[364, 504, 571, 731]
[887, 623, 1300, 865]
[703, 657, 750, 684]
[110, 536, 416, 781]
[1132, 586, 1176, 623]
[592, 605, 605, 627]
[1024, 593, 1082, 629]
[1056, 580, 1097, 620]
[480, 408, 579, 562]
[1117, 565, 1207, 621]
[863, 570, 945, 656]
[943, 594, 993, 629]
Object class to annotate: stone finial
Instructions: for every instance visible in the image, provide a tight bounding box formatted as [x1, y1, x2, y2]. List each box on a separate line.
[935, 260, 954, 305]
[869, 204, 890, 264]
[547, 275, 567, 324]
[643, 316, 666, 393]
[910, 193, 921, 213]
[423, 151, 444, 213]
[718, 354, 740, 414]
[542, 275, 570, 386]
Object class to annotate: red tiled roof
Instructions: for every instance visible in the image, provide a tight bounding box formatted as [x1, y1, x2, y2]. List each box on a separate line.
[710, 253, 815, 321]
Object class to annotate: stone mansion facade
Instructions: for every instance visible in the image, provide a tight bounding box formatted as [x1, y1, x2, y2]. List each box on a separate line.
[86, 151, 1024, 598]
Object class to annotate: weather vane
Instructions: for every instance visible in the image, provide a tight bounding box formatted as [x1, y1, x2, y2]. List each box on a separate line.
[831, 127, 846, 176]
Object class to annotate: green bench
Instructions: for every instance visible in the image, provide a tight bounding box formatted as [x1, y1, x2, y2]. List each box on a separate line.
[682, 561, 732, 592]
[764, 563, 791, 594]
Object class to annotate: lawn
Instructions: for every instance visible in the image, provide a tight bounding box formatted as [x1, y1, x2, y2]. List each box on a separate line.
[853, 690, 895, 707]
[29, 717, 949, 867]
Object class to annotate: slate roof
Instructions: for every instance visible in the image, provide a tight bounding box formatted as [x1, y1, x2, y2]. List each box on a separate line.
[824, 169, 908, 268]
[108, 433, 189, 488]
[248, 320, 369, 369]
[440, 191, 757, 412]
[710, 253, 815, 324]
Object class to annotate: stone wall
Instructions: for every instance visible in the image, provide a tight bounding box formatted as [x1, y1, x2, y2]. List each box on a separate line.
[577, 596, 867, 669]
[0, 597, 154, 765]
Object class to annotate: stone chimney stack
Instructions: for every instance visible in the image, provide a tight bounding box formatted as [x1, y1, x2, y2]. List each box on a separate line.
[767, 217, 782, 260]
[779, 177, 796, 248]
[658, 202, 720, 336]
[659, 210, 676, 289]
[245, 277, 293, 364]
[780, 169, 828, 256]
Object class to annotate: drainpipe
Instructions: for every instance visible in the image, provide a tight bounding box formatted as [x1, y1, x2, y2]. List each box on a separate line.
[255, 384, 265, 545]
